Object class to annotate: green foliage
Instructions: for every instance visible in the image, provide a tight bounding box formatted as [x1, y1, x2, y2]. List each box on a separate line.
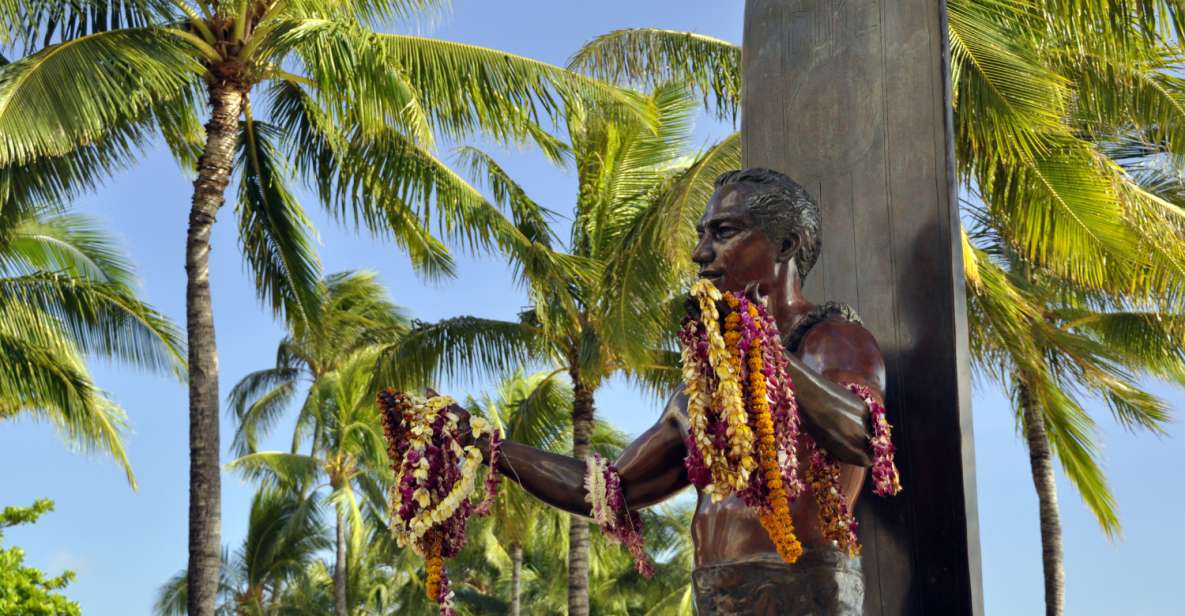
[378, 82, 719, 394]
[0, 206, 185, 487]
[0, 500, 82, 616]
[0, 0, 654, 316]
[153, 490, 329, 616]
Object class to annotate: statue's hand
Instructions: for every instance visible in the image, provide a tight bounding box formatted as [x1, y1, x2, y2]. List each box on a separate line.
[441, 399, 493, 463]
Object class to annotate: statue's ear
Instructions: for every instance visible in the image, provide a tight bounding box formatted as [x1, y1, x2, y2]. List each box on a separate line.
[777, 232, 800, 263]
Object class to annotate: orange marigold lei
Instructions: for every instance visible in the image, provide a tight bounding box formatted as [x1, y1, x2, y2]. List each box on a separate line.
[681, 283, 902, 563]
[425, 535, 444, 601]
[737, 298, 803, 563]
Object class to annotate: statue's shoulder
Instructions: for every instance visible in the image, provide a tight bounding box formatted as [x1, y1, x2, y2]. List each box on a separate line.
[787, 302, 885, 391]
[782, 301, 865, 354]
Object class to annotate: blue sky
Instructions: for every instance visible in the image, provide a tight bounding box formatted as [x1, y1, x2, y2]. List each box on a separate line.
[2, 2, 1184, 614]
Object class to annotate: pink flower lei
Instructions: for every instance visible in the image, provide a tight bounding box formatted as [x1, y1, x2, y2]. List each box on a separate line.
[585, 453, 654, 578]
[846, 383, 901, 497]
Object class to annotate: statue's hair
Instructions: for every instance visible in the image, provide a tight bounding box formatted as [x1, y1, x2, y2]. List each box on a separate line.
[714, 168, 821, 280]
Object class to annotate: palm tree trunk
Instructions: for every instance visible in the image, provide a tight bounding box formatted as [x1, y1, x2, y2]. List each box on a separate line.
[335, 506, 349, 616]
[510, 541, 523, 616]
[1019, 379, 1065, 616]
[567, 363, 595, 616]
[186, 81, 244, 616]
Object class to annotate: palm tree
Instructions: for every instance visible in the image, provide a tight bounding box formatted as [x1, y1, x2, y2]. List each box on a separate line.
[229, 347, 392, 616]
[378, 83, 709, 616]
[226, 270, 407, 616]
[469, 370, 577, 616]
[472, 373, 692, 616]
[0, 204, 184, 486]
[226, 271, 409, 458]
[154, 487, 331, 616]
[1, 1, 651, 609]
[565, 4, 1185, 613]
[962, 197, 1185, 614]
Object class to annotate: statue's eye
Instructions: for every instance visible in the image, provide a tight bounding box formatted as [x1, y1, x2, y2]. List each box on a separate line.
[715, 227, 738, 239]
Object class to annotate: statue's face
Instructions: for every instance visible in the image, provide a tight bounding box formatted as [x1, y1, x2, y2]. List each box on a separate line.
[692, 186, 783, 295]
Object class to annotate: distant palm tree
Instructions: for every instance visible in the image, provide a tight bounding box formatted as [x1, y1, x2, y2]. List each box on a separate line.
[227, 271, 407, 616]
[230, 345, 394, 615]
[378, 83, 712, 616]
[154, 488, 330, 616]
[470, 370, 575, 616]
[567, 4, 1185, 614]
[227, 271, 409, 458]
[0, 205, 184, 487]
[0, 1, 648, 610]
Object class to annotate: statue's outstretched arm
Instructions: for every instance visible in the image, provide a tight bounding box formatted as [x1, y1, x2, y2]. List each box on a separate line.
[486, 394, 691, 516]
[792, 319, 887, 467]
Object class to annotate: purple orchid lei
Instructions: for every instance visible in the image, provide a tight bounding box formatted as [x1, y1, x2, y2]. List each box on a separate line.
[846, 383, 902, 497]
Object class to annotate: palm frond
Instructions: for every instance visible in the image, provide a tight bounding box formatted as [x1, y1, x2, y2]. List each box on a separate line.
[236, 114, 324, 326]
[948, 0, 1071, 168]
[0, 272, 185, 376]
[227, 451, 321, 488]
[569, 28, 740, 121]
[0, 28, 202, 164]
[228, 366, 300, 456]
[1, 0, 170, 51]
[453, 146, 560, 247]
[374, 317, 541, 389]
[0, 302, 137, 486]
[377, 33, 655, 141]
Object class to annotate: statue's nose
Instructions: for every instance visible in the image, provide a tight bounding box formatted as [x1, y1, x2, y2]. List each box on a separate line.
[691, 235, 714, 264]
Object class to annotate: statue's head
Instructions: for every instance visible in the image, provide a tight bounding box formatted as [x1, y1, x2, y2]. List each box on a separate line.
[692, 168, 821, 295]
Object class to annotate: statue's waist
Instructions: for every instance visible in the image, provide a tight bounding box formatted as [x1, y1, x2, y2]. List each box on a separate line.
[692, 548, 861, 575]
[691, 549, 864, 616]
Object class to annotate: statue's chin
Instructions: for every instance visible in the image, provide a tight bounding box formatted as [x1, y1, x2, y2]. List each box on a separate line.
[700, 275, 731, 292]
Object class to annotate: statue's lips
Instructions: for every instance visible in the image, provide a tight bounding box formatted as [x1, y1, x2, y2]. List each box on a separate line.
[698, 271, 724, 283]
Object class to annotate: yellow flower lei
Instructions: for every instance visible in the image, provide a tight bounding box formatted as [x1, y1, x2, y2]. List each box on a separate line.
[690, 280, 755, 497]
[681, 322, 720, 495]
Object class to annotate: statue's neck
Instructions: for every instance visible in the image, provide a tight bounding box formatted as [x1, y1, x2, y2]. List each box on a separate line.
[767, 260, 814, 336]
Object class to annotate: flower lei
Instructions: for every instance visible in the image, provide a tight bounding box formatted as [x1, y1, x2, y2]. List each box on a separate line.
[850, 382, 902, 497]
[585, 453, 654, 577]
[680, 279, 901, 562]
[379, 389, 503, 615]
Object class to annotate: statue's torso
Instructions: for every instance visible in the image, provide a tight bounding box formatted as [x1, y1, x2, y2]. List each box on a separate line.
[674, 302, 868, 567]
[676, 413, 867, 566]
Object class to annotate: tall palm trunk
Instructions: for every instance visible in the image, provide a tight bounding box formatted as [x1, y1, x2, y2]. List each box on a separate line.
[510, 541, 523, 616]
[1019, 379, 1065, 616]
[186, 81, 244, 616]
[335, 506, 348, 616]
[567, 361, 595, 616]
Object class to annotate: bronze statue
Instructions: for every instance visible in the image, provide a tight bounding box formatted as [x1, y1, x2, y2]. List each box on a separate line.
[478, 168, 886, 615]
